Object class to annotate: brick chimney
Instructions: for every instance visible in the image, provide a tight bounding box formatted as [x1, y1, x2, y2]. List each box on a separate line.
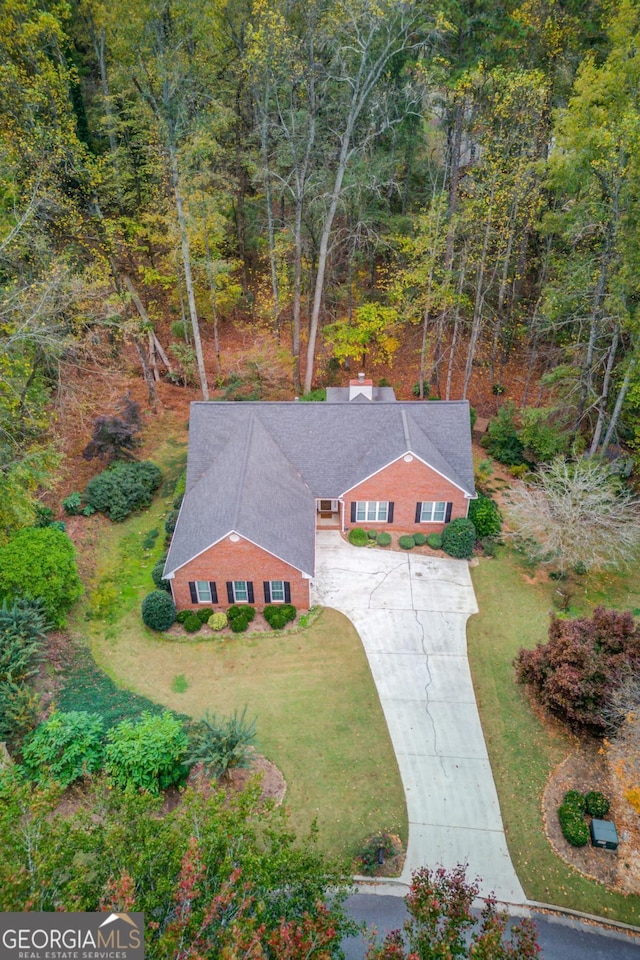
[349, 372, 373, 401]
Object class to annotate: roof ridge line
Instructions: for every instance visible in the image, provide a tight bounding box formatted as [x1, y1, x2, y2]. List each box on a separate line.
[233, 412, 256, 528]
[401, 408, 412, 450]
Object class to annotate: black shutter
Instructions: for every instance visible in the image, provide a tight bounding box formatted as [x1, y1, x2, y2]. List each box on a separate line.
[189, 582, 197, 603]
[284, 582, 291, 603]
[263, 581, 271, 603]
[387, 502, 394, 523]
[350, 502, 356, 523]
[226, 581, 234, 603]
[445, 502, 453, 523]
[209, 582, 218, 603]
[415, 502, 422, 523]
[247, 582, 255, 603]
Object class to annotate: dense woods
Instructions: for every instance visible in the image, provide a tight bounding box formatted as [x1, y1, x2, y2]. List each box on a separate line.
[2, 0, 640, 539]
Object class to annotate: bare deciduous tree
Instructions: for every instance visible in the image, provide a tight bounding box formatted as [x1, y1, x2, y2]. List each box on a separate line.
[506, 457, 640, 572]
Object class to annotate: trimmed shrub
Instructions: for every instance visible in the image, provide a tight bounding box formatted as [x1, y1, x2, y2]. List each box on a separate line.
[468, 494, 502, 538]
[442, 518, 476, 559]
[165, 509, 179, 536]
[22, 711, 105, 787]
[0, 527, 82, 628]
[105, 711, 189, 793]
[349, 527, 369, 546]
[398, 535, 415, 550]
[183, 613, 202, 633]
[84, 460, 162, 522]
[264, 604, 297, 630]
[151, 559, 171, 592]
[558, 792, 590, 847]
[367, 529, 378, 540]
[585, 791, 610, 818]
[196, 606, 215, 624]
[208, 612, 228, 631]
[141, 591, 176, 631]
[227, 605, 255, 624]
[376, 532, 391, 546]
[176, 609, 192, 625]
[563, 790, 586, 813]
[413, 532, 427, 546]
[187, 707, 257, 779]
[427, 533, 443, 549]
[229, 615, 250, 633]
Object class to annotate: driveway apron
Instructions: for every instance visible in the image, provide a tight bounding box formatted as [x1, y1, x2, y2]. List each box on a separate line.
[311, 531, 525, 904]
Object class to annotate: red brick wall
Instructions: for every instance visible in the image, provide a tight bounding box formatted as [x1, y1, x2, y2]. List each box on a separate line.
[171, 535, 310, 611]
[344, 456, 469, 533]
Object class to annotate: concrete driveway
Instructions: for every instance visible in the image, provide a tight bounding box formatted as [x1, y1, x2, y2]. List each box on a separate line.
[311, 531, 525, 904]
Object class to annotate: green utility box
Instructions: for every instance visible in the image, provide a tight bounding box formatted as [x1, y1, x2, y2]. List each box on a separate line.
[590, 818, 619, 850]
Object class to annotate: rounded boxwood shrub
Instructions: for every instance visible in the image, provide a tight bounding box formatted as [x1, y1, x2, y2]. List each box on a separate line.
[468, 494, 502, 538]
[227, 604, 255, 624]
[558, 802, 590, 847]
[585, 790, 610, 818]
[367, 529, 378, 540]
[164, 509, 179, 536]
[229, 615, 250, 633]
[151, 559, 171, 592]
[142, 590, 176, 631]
[427, 532, 443, 549]
[413, 532, 427, 546]
[176, 609, 191, 625]
[196, 606, 215, 624]
[84, 460, 162, 522]
[563, 789, 586, 813]
[22, 711, 105, 787]
[376, 532, 391, 546]
[349, 527, 369, 546]
[264, 603, 297, 630]
[398, 535, 415, 550]
[442, 518, 476, 559]
[208, 612, 228, 631]
[183, 613, 202, 633]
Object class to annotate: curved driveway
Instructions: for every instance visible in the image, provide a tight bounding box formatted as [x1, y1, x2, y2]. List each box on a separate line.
[311, 531, 525, 904]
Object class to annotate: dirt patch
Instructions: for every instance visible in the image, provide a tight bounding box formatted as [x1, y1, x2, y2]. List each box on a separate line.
[542, 743, 635, 892]
[161, 751, 286, 814]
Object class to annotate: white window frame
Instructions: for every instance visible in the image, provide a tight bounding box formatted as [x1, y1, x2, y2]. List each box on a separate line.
[195, 580, 212, 603]
[232, 580, 249, 602]
[269, 580, 285, 603]
[419, 501, 447, 523]
[355, 500, 388, 523]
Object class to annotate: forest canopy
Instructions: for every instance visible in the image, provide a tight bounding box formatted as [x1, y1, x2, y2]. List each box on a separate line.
[1, 0, 640, 537]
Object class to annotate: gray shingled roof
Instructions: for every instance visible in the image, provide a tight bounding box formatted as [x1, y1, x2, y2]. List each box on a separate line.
[165, 400, 475, 578]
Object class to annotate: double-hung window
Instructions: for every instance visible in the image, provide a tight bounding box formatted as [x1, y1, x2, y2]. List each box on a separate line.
[356, 501, 388, 523]
[195, 581, 212, 602]
[232, 580, 249, 602]
[269, 580, 285, 602]
[419, 501, 447, 523]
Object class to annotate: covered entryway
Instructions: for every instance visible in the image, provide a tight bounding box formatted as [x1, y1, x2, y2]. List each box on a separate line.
[311, 530, 525, 903]
[316, 499, 341, 528]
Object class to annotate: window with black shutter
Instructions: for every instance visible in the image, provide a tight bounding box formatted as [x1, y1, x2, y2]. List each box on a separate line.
[415, 503, 422, 523]
[387, 502, 394, 523]
[209, 582, 218, 603]
[189, 582, 198, 603]
[263, 581, 271, 603]
[445, 502, 453, 522]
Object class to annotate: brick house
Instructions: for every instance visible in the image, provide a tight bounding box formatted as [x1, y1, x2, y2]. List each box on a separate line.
[164, 384, 476, 612]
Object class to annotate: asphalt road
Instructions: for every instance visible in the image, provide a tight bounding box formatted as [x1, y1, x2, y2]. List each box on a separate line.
[343, 893, 640, 959]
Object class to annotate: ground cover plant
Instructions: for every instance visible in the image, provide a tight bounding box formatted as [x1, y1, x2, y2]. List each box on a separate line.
[468, 551, 640, 923]
[71, 433, 406, 859]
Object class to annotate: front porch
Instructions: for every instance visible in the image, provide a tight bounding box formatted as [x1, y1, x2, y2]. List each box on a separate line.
[316, 499, 341, 529]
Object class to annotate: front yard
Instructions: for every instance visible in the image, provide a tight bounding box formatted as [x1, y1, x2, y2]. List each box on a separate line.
[68, 436, 407, 862]
[468, 551, 640, 924]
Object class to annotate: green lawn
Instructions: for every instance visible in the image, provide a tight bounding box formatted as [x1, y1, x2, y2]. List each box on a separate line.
[68, 435, 407, 864]
[468, 551, 640, 924]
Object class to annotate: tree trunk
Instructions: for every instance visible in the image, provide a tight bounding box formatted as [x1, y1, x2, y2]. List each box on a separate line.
[168, 142, 209, 400]
[445, 252, 467, 400]
[601, 352, 635, 452]
[463, 181, 496, 399]
[133, 338, 158, 409]
[589, 324, 619, 455]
